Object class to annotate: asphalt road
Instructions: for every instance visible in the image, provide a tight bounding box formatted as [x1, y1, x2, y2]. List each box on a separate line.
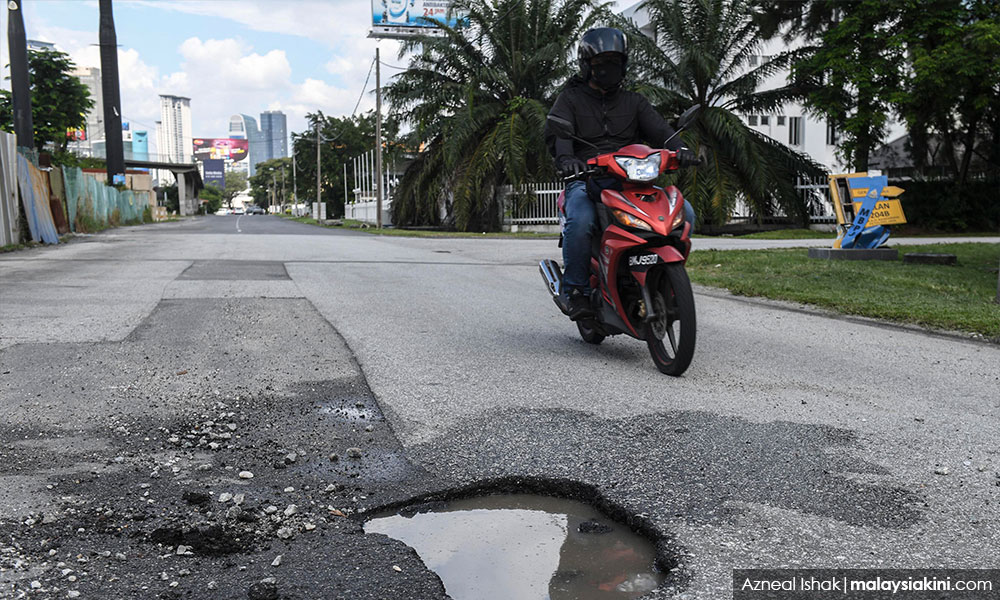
[1, 215, 997, 599]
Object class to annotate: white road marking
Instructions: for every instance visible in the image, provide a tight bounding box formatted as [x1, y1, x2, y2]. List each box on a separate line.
[236, 215, 243, 233]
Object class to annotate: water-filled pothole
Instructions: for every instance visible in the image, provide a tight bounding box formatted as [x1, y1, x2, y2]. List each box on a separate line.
[364, 494, 664, 599]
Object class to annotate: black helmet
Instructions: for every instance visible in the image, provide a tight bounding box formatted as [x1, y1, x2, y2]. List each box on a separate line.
[577, 27, 628, 79]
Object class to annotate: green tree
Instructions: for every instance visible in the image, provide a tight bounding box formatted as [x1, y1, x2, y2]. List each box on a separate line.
[894, 0, 1000, 187]
[0, 48, 94, 152]
[160, 183, 179, 214]
[629, 0, 824, 226]
[200, 184, 223, 214]
[385, 0, 604, 230]
[248, 158, 291, 211]
[290, 111, 399, 219]
[221, 170, 248, 209]
[788, 0, 905, 172]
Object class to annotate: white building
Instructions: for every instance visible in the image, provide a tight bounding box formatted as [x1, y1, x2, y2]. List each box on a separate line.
[68, 67, 104, 155]
[621, 4, 904, 174]
[158, 94, 193, 164]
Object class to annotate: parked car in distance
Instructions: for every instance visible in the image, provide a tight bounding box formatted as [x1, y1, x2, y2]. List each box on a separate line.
[232, 208, 245, 215]
[247, 206, 266, 215]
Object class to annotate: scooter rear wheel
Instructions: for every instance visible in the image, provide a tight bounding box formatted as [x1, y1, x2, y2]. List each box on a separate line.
[576, 319, 605, 345]
[646, 264, 696, 376]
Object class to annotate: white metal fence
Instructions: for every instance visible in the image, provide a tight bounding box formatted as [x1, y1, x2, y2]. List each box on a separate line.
[498, 176, 836, 228]
[346, 149, 395, 226]
[498, 182, 564, 226]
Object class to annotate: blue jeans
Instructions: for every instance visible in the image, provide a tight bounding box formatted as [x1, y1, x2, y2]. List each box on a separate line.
[562, 180, 696, 291]
[562, 181, 594, 290]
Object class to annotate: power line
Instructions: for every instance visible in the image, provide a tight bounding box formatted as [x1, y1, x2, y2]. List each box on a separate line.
[352, 56, 378, 117]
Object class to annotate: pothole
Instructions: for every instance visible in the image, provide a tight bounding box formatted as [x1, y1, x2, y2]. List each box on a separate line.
[364, 493, 664, 599]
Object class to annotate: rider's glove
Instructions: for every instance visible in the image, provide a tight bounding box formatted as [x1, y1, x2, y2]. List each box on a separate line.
[676, 148, 701, 167]
[556, 155, 587, 178]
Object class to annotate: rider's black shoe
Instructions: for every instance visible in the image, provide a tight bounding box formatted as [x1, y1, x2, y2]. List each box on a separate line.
[556, 287, 594, 320]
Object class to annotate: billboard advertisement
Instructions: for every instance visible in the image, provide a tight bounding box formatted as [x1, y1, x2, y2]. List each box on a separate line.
[371, 0, 466, 34]
[193, 138, 249, 162]
[203, 159, 225, 190]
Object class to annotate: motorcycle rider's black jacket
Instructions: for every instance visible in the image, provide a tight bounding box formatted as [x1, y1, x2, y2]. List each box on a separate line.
[545, 75, 684, 163]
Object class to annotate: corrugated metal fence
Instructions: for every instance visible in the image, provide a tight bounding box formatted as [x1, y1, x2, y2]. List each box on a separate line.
[0, 132, 20, 246]
[0, 130, 152, 246]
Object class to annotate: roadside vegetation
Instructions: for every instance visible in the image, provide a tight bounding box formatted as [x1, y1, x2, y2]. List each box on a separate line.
[278, 214, 557, 239]
[687, 242, 1000, 339]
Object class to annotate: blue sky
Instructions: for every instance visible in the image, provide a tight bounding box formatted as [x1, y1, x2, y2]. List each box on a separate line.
[3, 0, 403, 148]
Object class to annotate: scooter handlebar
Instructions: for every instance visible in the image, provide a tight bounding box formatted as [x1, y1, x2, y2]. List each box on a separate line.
[561, 167, 603, 182]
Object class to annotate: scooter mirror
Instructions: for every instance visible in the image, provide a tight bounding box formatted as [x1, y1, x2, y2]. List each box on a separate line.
[546, 115, 575, 138]
[677, 105, 701, 131]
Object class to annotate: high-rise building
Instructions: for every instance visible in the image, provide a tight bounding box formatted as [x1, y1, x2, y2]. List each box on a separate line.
[159, 95, 193, 163]
[259, 110, 288, 161]
[132, 131, 149, 162]
[229, 114, 266, 176]
[26, 39, 56, 52]
[69, 67, 104, 154]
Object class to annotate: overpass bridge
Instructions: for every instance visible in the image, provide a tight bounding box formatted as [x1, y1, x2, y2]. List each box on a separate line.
[82, 149, 206, 216]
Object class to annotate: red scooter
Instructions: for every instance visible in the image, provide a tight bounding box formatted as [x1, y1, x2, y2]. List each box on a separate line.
[540, 107, 700, 376]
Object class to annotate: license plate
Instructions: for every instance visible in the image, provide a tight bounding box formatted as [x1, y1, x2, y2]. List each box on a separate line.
[628, 254, 659, 266]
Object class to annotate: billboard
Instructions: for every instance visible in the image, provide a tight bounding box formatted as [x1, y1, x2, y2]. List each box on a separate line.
[370, 0, 466, 37]
[203, 159, 225, 190]
[193, 138, 249, 162]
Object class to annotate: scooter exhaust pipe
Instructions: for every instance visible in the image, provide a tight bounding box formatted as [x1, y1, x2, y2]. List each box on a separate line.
[538, 259, 563, 298]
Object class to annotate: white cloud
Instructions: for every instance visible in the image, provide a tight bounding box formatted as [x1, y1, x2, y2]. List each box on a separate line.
[132, 0, 373, 47]
[5, 0, 408, 150]
[176, 38, 292, 92]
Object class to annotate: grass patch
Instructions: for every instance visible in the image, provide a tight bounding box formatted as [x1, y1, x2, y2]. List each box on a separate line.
[278, 214, 558, 239]
[1, 242, 32, 253]
[688, 242, 1000, 340]
[736, 229, 835, 240]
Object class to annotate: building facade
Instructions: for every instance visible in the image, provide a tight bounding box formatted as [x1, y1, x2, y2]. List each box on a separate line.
[259, 110, 288, 161]
[68, 67, 104, 155]
[228, 114, 266, 176]
[158, 95, 193, 164]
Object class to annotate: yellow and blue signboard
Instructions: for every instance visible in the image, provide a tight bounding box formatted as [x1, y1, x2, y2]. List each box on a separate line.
[829, 173, 905, 249]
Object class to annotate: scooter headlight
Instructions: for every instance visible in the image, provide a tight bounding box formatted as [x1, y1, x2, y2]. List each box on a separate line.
[671, 208, 685, 230]
[614, 153, 661, 182]
[612, 209, 653, 231]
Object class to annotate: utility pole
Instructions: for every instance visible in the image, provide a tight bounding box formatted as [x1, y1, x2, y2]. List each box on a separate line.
[292, 153, 297, 214]
[99, 0, 125, 182]
[315, 120, 321, 217]
[7, 0, 33, 149]
[375, 46, 383, 229]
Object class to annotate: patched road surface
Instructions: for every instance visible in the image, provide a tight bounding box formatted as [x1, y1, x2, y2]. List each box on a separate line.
[1, 216, 997, 599]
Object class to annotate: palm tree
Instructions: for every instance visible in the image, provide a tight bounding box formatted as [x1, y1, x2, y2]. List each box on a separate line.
[385, 0, 605, 230]
[623, 0, 824, 226]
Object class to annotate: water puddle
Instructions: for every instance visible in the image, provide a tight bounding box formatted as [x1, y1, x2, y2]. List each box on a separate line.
[364, 494, 664, 599]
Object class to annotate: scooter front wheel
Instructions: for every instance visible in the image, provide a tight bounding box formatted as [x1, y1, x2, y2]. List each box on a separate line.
[646, 263, 696, 376]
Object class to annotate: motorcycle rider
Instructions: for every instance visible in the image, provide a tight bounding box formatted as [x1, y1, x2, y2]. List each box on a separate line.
[546, 27, 699, 319]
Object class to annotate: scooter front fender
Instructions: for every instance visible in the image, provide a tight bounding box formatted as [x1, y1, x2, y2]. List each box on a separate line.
[629, 245, 686, 288]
